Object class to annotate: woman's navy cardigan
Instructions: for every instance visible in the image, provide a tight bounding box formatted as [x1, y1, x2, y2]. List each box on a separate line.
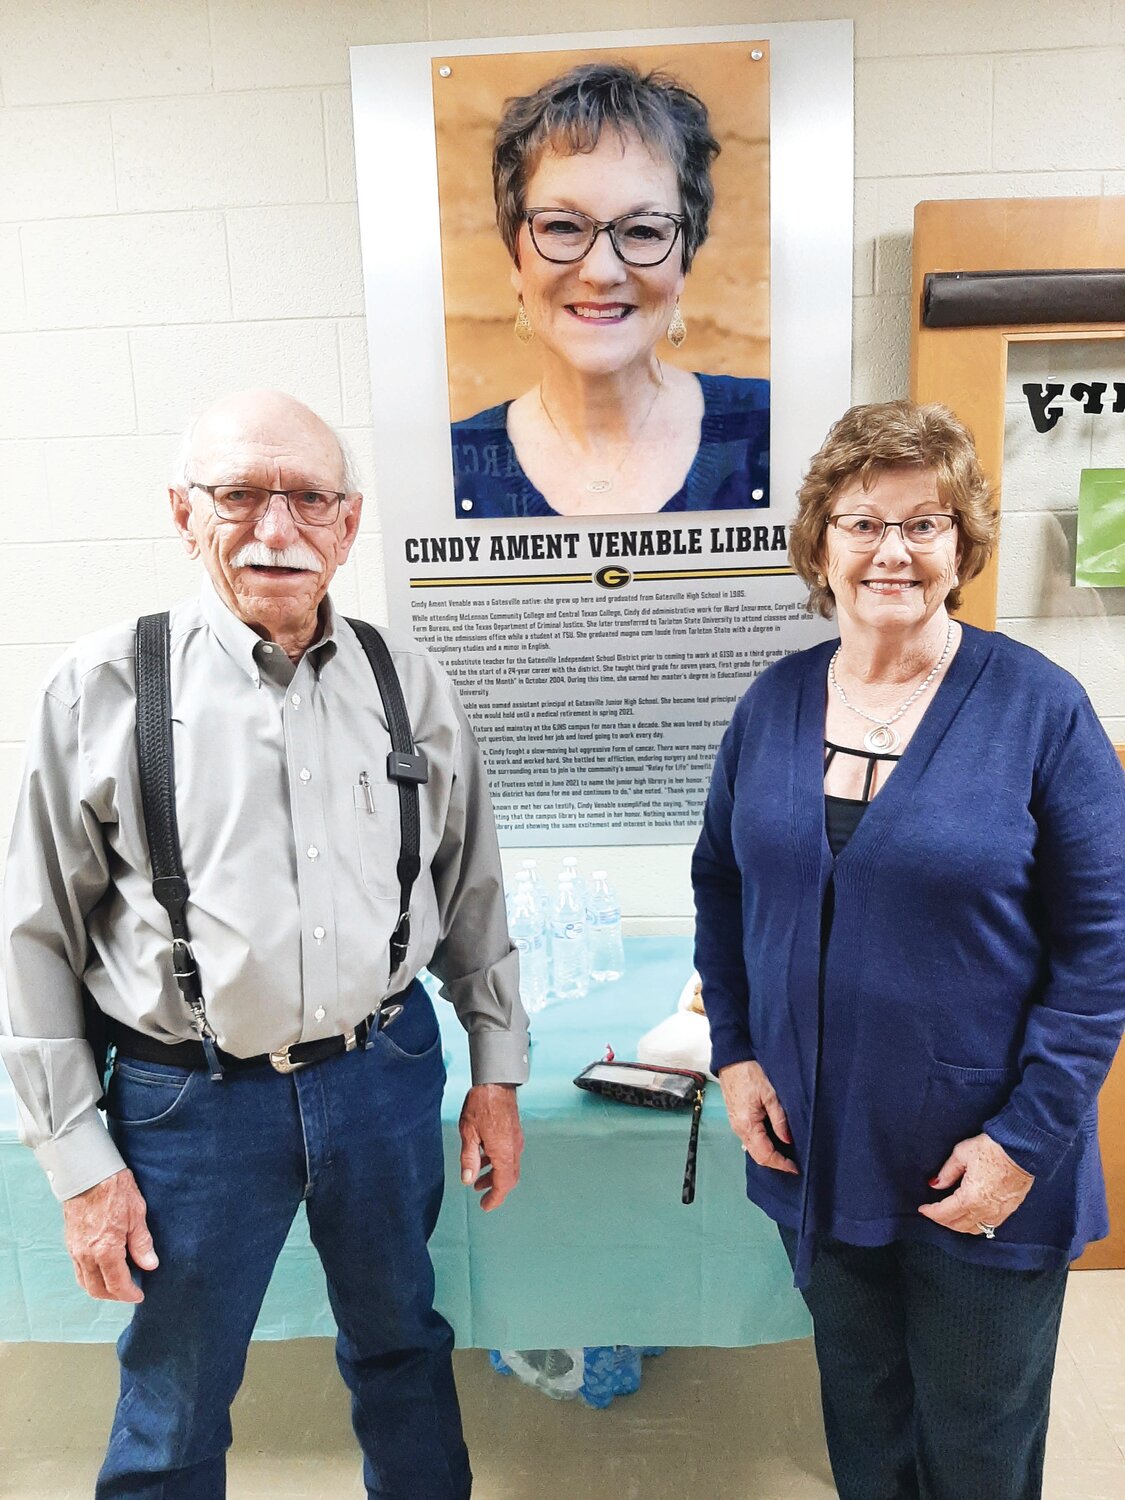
[692, 624, 1125, 1287]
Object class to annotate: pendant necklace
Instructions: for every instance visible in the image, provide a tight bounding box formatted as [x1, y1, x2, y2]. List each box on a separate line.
[829, 621, 954, 753]
[538, 366, 664, 494]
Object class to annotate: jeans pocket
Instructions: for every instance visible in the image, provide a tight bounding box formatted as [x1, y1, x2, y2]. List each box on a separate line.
[374, 994, 442, 1062]
[108, 1060, 199, 1126]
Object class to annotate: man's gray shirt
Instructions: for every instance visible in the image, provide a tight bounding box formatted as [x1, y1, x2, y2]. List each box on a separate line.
[0, 582, 529, 1201]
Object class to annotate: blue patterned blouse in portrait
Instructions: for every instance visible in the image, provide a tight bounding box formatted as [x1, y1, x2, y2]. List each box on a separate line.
[450, 373, 769, 520]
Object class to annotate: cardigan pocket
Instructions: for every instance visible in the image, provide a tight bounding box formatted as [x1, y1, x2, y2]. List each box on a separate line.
[911, 1058, 1015, 1177]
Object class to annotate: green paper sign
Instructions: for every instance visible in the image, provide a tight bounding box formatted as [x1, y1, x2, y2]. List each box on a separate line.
[1075, 469, 1125, 588]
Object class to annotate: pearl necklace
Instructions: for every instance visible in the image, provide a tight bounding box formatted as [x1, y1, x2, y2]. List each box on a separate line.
[538, 367, 664, 494]
[829, 621, 954, 753]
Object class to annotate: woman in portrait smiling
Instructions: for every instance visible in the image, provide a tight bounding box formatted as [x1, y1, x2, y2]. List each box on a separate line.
[694, 400, 1125, 1500]
[451, 61, 769, 520]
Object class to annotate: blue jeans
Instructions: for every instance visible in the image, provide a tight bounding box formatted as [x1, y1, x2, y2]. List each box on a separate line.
[96, 983, 471, 1500]
[779, 1226, 1067, 1500]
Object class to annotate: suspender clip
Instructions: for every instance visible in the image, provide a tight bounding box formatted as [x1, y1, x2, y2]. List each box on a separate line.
[390, 911, 411, 970]
[171, 938, 198, 981]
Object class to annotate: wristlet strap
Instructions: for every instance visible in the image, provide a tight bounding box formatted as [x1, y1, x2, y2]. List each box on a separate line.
[681, 1086, 704, 1205]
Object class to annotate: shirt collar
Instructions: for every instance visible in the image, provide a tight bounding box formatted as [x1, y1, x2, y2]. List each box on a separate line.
[198, 577, 340, 685]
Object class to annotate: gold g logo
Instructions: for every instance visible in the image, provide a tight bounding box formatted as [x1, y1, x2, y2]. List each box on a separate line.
[593, 566, 632, 590]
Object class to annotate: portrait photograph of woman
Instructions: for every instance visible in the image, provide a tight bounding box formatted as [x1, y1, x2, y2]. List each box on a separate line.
[432, 44, 771, 521]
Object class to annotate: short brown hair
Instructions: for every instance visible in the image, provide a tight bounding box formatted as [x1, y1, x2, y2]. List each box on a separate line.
[789, 400, 998, 618]
[492, 61, 720, 271]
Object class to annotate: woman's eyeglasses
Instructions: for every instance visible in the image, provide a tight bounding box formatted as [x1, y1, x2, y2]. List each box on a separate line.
[826, 514, 958, 550]
[525, 208, 684, 267]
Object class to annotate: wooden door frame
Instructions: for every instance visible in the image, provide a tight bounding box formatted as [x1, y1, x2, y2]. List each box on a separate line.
[909, 197, 1125, 1268]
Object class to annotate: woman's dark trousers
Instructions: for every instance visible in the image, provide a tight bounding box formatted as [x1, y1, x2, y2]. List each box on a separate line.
[779, 1227, 1068, 1500]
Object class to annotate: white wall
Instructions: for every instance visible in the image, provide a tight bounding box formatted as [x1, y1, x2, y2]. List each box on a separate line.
[1, 0, 1124, 919]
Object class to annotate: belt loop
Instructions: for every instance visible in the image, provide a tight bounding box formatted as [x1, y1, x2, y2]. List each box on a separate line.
[201, 1035, 224, 1082]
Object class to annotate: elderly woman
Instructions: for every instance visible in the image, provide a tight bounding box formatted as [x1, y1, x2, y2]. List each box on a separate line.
[451, 61, 769, 519]
[692, 400, 1125, 1500]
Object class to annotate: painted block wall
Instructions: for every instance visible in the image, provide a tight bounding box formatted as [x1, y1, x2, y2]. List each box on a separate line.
[1, 0, 1123, 929]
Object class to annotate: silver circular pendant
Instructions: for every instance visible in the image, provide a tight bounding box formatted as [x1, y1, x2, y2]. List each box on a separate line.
[587, 478, 613, 494]
[863, 723, 901, 754]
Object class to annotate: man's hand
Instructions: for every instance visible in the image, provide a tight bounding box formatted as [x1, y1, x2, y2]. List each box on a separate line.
[62, 1167, 158, 1302]
[717, 1060, 799, 1175]
[917, 1133, 1034, 1235]
[458, 1083, 524, 1211]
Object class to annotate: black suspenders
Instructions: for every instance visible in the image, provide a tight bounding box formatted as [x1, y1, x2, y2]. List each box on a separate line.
[132, 611, 428, 1073]
[135, 613, 221, 1075]
[344, 617, 429, 972]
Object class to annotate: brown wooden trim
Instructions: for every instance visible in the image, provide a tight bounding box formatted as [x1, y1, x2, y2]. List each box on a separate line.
[911, 198, 1125, 1269]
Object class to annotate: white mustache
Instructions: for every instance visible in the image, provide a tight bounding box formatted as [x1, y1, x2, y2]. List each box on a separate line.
[231, 541, 321, 572]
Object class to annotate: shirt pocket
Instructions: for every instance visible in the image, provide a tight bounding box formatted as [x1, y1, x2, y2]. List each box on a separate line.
[353, 776, 400, 900]
[911, 1058, 1015, 1176]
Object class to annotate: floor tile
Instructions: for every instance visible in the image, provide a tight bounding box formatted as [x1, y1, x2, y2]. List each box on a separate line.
[2, 1270, 1124, 1497]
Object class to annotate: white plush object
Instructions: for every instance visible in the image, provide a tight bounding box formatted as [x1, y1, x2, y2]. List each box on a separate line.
[636, 973, 716, 1079]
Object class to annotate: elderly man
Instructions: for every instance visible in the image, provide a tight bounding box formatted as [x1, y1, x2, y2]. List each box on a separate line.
[0, 389, 528, 1499]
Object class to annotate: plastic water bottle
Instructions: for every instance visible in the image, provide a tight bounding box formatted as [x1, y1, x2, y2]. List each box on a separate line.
[560, 856, 588, 913]
[521, 859, 549, 923]
[508, 877, 549, 1014]
[586, 870, 625, 982]
[550, 878, 588, 1000]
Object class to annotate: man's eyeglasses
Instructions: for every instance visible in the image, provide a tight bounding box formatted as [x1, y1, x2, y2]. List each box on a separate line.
[188, 482, 346, 527]
[525, 208, 684, 267]
[826, 514, 958, 551]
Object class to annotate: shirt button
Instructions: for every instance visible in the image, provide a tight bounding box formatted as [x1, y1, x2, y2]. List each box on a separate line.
[261, 643, 273, 654]
[306, 845, 319, 860]
[291, 693, 302, 707]
[314, 1006, 326, 1021]
[299, 767, 311, 783]
[46, 1170, 55, 1182]
[313, 925, 326, 941]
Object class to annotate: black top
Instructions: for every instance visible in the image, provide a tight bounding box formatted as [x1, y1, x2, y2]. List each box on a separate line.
[823, 740, 902, 857]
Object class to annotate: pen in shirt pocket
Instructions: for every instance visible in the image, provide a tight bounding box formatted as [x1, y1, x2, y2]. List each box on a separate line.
[358, 770, 376, 813]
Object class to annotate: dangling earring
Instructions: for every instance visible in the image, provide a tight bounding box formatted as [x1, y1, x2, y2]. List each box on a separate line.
[514, 297, 534, 344]
[816, 573, 828, 588]
[667, 301, 687, 348]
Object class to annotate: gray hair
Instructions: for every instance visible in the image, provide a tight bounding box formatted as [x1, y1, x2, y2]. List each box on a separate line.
[493, 61, 721, 272]
[170, 418, 362, 495]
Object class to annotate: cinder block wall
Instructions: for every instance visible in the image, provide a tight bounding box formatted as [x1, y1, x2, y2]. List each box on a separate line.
[1, 0, 1123, 920]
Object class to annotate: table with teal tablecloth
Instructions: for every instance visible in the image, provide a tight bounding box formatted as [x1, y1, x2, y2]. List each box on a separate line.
[0, 937, 809, 1347]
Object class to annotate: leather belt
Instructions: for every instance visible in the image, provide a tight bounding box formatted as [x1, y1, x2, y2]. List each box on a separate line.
[110, 1003, 397, 1076]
